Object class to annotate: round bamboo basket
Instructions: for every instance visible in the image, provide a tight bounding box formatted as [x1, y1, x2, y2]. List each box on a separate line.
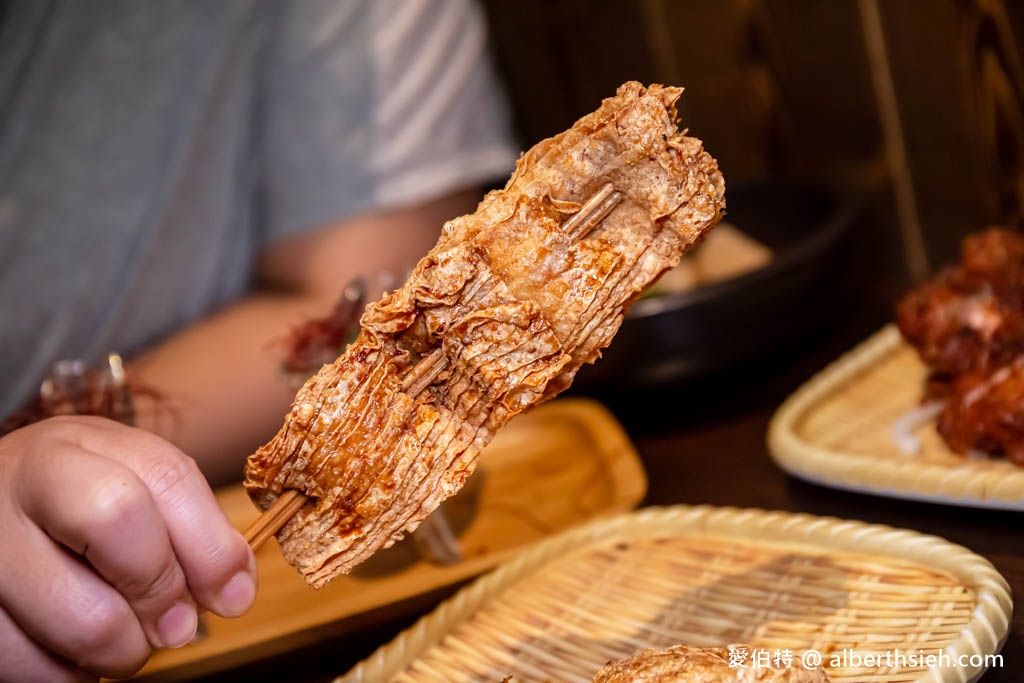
[769, 325, 1024, 510]
[337, 505, 1012, 683]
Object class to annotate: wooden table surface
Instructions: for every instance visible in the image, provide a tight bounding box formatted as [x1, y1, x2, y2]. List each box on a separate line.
[195, 312, 1021, 682]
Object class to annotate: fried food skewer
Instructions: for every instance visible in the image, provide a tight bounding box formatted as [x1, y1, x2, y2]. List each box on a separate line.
[241, 183, 624, 552]
[246, 83, 725, 586]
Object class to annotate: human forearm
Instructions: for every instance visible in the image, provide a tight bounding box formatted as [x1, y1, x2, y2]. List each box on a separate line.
[128, 293, 324, 486]
[129, 190, 479, 485]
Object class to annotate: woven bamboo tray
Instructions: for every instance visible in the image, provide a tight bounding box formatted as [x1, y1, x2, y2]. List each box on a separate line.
[769, 325, 1024, 510]
[338, 505, 1012, 683]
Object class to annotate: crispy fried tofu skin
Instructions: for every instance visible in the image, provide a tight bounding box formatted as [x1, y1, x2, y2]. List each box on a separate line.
[244, 82, 725, 586]
[592, 645, 830, 683]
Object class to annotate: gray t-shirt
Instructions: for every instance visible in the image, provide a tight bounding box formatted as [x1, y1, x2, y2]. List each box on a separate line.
[0, 0, 517, 418]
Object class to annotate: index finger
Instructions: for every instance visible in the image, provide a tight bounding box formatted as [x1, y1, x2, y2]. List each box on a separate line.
[73, 418, 258, 618]
[18, 446, 196, 649]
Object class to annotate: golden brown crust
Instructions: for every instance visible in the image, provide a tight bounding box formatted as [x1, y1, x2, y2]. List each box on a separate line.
[592, 645, 830, 683]
[244, 82, 725, 586]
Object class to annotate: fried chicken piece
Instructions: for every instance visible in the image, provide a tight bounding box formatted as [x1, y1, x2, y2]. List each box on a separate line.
[937, 362, 1024, 465]
[960, 227, 1024, 288]
[897, 227, 1024, 465]
[896, 276, 1017, 375]
[896, 228, 1024, 375]
[244, 82, 725, 586]
[592, 645, 830, 683]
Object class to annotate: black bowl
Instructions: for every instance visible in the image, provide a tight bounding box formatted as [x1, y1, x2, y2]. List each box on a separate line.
[573, 179, 860, 390]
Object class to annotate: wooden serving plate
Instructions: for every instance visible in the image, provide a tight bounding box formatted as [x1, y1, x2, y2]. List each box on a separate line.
[134, 398, 646, 681]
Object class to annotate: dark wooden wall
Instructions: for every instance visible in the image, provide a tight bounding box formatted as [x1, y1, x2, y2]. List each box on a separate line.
[481, 0, 1024, 302]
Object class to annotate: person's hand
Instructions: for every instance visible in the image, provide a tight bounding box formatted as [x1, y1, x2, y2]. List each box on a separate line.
[0, 416, 257, 682]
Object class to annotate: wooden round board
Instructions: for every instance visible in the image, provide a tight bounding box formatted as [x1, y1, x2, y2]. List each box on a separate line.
[339, 505, 1012, 683]
[769, 325, 1024, 510]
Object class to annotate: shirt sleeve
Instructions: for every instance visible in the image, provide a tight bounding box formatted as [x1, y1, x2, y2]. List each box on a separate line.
[259, 0, 518, 245]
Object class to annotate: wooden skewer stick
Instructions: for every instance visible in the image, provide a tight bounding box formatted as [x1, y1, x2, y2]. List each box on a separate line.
[241, 183, 623, 552]
[400, 347, 448, 398]
[240, 355, 446, 551]
[562, 183, 621, 241]
[243, 489, 307, 549]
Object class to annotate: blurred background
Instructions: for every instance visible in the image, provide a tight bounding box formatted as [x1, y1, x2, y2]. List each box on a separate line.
[484, 0, 1024, 302]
